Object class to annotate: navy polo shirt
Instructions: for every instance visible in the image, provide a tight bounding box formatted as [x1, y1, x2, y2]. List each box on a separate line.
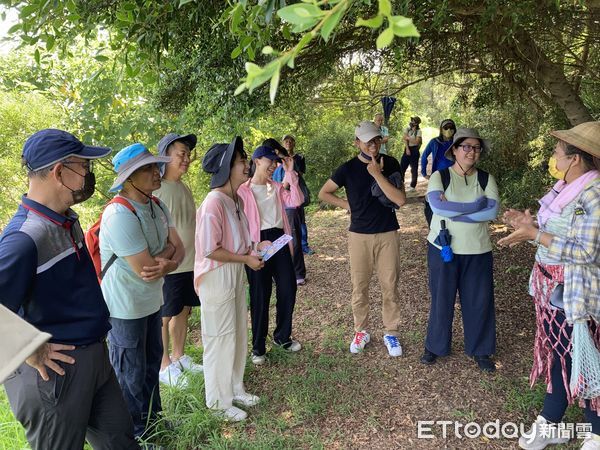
[0, 196, 110, 345]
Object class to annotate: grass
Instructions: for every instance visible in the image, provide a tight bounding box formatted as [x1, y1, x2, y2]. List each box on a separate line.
[0, 323, 366, 450]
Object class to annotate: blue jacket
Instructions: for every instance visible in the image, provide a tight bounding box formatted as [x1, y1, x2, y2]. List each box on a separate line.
[420, 138, 454, 177]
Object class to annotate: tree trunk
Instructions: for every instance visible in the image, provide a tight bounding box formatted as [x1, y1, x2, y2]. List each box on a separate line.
[507, 28, 593, 125]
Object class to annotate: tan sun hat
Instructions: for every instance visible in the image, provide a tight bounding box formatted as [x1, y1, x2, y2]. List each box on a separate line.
[550, 121, 600, 158]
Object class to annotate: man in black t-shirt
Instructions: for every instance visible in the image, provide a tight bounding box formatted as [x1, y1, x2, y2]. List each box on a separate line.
[319, 121, 406, 357]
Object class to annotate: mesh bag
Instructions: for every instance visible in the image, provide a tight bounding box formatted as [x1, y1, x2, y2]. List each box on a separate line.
[570, 321, 600, 400]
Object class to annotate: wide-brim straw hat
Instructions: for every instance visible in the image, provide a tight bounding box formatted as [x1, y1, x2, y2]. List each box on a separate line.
[550, 121, 600, 158]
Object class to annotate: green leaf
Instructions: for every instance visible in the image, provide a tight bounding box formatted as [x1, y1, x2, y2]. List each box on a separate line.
[94, 55, 110, 62]
[116, 10, 132, 23]
[231, 4, 243, 33]
[231, 45, 242, 58]
[34, 48, 40, 65]
[179, 0, 195, 7]
[378, 0, 392, 16]
[8, 24, 22, 34]
[246, 45, 255, 61]
[356, 14, 383, 29]
[234, 82, 247, 96]
[66, 0, 77, 13]
[269, 68, 280, 104]
[390, 15, 420, 37]
[291, 19, 319, 33]
[282, 24, 292, 40]
[262, 45, 274, 55]
[122, 2, 136, 11]
[376, 26, 394, 49]
[20, 4, 38, 18]
[320, 5, 346, 42]
[45, 35, 55, 51]
[277, 3, 324, 25]
[295, 33, 314, 53]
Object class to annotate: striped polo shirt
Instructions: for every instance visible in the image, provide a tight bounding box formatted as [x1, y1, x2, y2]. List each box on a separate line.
[0, 196, 110, 345]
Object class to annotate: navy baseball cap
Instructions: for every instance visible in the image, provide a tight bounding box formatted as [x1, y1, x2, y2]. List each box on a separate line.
[252, 145, 281, 161]
[262, 138, 288, 157]
[22, 129, 111, 171]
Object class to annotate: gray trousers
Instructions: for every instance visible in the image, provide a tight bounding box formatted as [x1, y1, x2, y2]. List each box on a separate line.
[4, 341, 139, 450]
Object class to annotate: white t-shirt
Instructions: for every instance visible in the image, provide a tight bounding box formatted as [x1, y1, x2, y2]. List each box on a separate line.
[405, 127, 422, 146]
[250, 183, 283, 230]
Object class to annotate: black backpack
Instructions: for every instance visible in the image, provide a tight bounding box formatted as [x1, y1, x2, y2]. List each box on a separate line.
[439, 167, 489, 192]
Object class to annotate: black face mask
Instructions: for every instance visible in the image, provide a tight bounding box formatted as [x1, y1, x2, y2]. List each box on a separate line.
[62, 168, 96, 204]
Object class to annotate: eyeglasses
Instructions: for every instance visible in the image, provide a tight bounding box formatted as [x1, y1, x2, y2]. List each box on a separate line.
[442, 125, 455, 131]
[366, 138, 382, 148]
[458, 144, 482, 154]
[63, 160, 93, 172]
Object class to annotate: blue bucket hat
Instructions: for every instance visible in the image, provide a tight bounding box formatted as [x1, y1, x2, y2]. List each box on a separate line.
[22, 129, 111, 171]
[110, 143, 171, 192]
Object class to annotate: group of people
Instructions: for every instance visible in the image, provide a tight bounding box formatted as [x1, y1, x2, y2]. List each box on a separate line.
[353, 117, 599, 450]
[0, 116, 598, 449]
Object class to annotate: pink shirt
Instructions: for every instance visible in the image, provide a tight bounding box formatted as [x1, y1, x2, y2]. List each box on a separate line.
[193, 191, 251, 292]
[237, 170, 303, 247]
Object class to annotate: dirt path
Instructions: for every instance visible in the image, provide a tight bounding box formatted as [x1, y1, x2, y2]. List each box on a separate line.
[243, 193, 582, 449]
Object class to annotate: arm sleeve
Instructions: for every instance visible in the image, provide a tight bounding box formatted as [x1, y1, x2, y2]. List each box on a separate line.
[196, 208, 224, 258]
[330, 164, 346, 189]
[0, 233, 38, 313]
[420, 140, 434, 176]
[427, 191, 488, 217]
[280, 171, 303, 208]
[453, 175, 500, 222]
[546, 186, 600, 264]
[296, 155, 306, 175]
[102, 207, 148, 257]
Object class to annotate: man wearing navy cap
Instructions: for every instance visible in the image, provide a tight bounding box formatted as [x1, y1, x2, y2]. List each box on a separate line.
[0, 129, 138, 449]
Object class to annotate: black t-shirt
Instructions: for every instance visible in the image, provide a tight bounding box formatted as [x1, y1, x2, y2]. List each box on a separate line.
[331, 155, 401, 234]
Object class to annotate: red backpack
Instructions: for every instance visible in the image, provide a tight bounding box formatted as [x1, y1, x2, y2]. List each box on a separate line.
[86, 195, 164, 283]
[85, 196, 138, 283]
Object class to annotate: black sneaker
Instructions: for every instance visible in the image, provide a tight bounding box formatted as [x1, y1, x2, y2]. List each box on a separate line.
[474, 355, 496, 372]
[420, 349, 437, 365]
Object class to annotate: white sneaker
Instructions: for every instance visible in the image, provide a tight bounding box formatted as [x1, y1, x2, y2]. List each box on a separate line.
[582, 434, 600, 450]
[383, 334, 403, 357]
[251, 354, 266, 365]
[518, 415, 570, 449]
[233, 392, 260, 407]
[350, 331, 370, 353]
[214, 406, 247, 422]
[174, 354, 203, 373]
[159, 363, 188, 388]
[274, 339, 302, 352]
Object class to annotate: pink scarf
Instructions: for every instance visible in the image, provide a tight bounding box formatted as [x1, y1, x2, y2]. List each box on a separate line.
[537, 170, 600, 226]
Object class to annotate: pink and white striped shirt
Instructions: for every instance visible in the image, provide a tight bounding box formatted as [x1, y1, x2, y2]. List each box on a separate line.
[193, 191, 251, 292]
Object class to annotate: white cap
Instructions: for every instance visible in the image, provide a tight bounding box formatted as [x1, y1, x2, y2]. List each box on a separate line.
[355, 121, 382, 143]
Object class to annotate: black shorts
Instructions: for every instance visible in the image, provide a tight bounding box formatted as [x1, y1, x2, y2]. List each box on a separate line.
[161, 271, 200, 317]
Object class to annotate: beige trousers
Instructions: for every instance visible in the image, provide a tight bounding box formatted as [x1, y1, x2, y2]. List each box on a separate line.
[348, 230, 401, 336]
[198, 263, 247, 410]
